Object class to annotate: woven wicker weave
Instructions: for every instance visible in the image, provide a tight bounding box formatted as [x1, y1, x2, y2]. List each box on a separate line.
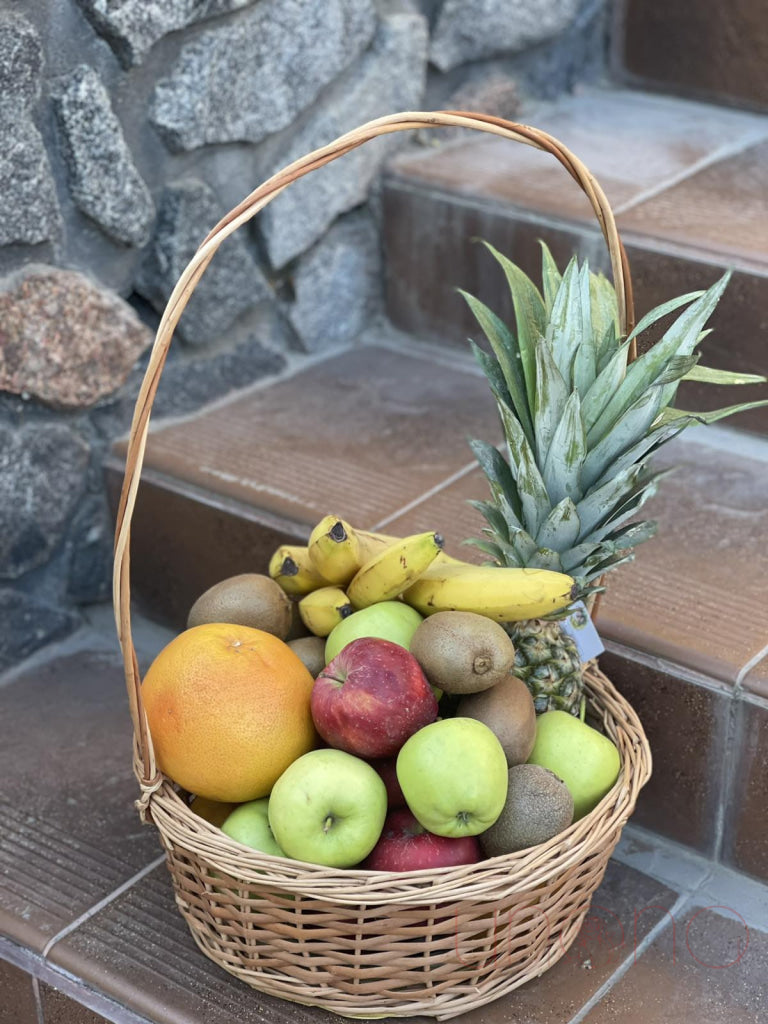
[113, 111, 652, 1020]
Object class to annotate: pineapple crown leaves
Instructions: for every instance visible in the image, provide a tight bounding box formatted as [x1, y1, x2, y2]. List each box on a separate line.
[462, 241, 768, 587]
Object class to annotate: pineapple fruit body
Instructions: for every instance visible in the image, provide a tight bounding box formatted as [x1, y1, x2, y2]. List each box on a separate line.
[509, 619, 583, 717]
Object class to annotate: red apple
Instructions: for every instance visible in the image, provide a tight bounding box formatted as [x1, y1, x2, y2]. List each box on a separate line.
[311, 637, 438, 759]
[362, 808, 482, 871]
[369, 757, 407, 808]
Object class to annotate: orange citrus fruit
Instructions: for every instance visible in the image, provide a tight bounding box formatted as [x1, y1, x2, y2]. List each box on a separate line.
[142, 623, 317, 802]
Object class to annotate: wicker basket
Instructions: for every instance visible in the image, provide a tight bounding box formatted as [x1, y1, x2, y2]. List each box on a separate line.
[113, 111, 652, 1020]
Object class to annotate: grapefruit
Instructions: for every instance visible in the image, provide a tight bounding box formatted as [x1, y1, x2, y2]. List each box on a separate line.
[142, 623, 317, 802]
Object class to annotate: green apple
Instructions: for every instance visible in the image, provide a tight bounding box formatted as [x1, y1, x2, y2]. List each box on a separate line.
[221, 798, 285, 856]
[396, 718, 508, 838]
[527, 710, 621, 820]
[268, 749, 387, 868]
[325, 601, 423, 663]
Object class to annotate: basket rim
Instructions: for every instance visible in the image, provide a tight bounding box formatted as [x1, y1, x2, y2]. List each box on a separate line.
[142, 661, 651, 904]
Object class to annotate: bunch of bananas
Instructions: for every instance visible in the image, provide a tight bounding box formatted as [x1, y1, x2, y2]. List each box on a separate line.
[268, 515, 577, 638]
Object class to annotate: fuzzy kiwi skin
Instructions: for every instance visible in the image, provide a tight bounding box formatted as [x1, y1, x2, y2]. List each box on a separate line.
[187, 574, 292, 639]
[288, 636, 327, 678]
[410, 611, 515, 694]
[457, 676, 536, 766]
[480, 764, 574, 857]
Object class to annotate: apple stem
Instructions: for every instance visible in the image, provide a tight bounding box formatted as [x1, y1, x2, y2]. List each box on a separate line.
[322, 815, 334, 834]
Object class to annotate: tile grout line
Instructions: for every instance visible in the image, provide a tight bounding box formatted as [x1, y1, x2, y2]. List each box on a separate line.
[40, 854, 166, 960]
[566, 889, 690, 1024]
[712, 693, 744, 865]
[604, 126, 768, 217]
[369, 458, 482, 532]
[32, 975, 45, 1024]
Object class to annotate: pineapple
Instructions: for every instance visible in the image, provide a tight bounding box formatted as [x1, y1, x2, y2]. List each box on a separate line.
[462, 242, 767, 712]
[510, 619, 583, 716]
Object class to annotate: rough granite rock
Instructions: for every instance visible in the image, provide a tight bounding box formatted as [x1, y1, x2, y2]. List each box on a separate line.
[75, 0, 257, 68]
[0, 16, 59, 245]
[0, 114, 60, 246]
[135, 178, 271, 348]
[288, 210, 382, 352]
[0, 423, 90, 580]
[0, 11, 43, 115]
[260, 12, 428, 269]
[53, 65, 155, 247]
[0, 265, 151, 408]
[66, 494, 113, 604]
[150, 0, 377, 151]
[0, 588, 81, 672]
[430, 0, 582, 71]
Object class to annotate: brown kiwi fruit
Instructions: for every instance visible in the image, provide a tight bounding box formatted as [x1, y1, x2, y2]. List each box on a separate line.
[288, 636, 327, 678]
[410, 611, 515, 694]
[187, 573, 292, 639]
[480, 764, 574, 856]
[456, 675, 536, 765]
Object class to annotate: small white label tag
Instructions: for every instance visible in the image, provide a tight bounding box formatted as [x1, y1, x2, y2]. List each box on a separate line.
[560, 601, 604, 663]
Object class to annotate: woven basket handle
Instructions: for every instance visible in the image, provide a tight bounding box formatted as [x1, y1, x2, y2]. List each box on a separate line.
[113, 110, 635, 790]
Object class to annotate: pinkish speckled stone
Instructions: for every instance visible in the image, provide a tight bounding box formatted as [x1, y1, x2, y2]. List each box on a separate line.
[0, 264, 151, 409]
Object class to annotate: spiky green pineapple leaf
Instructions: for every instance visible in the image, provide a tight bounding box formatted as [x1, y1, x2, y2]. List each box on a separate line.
[654, 399, 768, 427]
[575, 463, 646, 539]
[589, 420, 686, 490]
[582, 338, 633, 435]
[625, 289, 706, 348]
[588, 273, 730, 446]
[682, 365, 768, 386]
[480, 241, 546, 410]
[577, 550, 636, 584]
[540, 241, 563, 314]
[590, 271, 620, 343]
[499, 402, 552, 537]
[546, 257, 584, 384]
[583, 468, 673, 543]
[461, 295, 534, 443]
[468, 340, 514, 410]
[533, 340, 570, 468]
[564, 520, 658, 576]
[536, 497, 581, 550]
[463, 538, 507, 563]
[582, 388, 665, 490]
[467, 498, 513, 543]
[526, 547, 564, 572]
[571, 262, 597, 395]
[468, 438, 521, 517]
[596, 322, 622, 374]
[654, 353, 701, 386]
[542, 391, 586, 505]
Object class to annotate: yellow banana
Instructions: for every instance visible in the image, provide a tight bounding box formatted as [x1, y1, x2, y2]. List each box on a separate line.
[354, 528, 400, 563]
[298, 586, 353, 637]
[402, 562, 576, 622]
[268, 544, 327, 597]
[347, 531, 445, 609]
[307, 515, 362, 585]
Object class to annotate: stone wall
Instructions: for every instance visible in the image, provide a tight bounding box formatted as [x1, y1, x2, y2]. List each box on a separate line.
[0, 0, 608, 668]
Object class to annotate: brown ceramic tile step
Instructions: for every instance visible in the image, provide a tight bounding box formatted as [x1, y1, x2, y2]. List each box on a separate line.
[583, 906, 767, 1023]
[0, 650, 162, 954]
[614, 0, 768, 112]
[107, 343, 500, 629]
[44, 859, 676, 1024]
[383, 88, 768, 435]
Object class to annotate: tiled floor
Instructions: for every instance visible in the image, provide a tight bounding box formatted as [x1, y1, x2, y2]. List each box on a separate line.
[2, 619, 768, 1024]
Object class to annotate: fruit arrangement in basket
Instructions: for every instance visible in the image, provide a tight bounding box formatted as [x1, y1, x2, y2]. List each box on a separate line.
[140, 244, 767, 873]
